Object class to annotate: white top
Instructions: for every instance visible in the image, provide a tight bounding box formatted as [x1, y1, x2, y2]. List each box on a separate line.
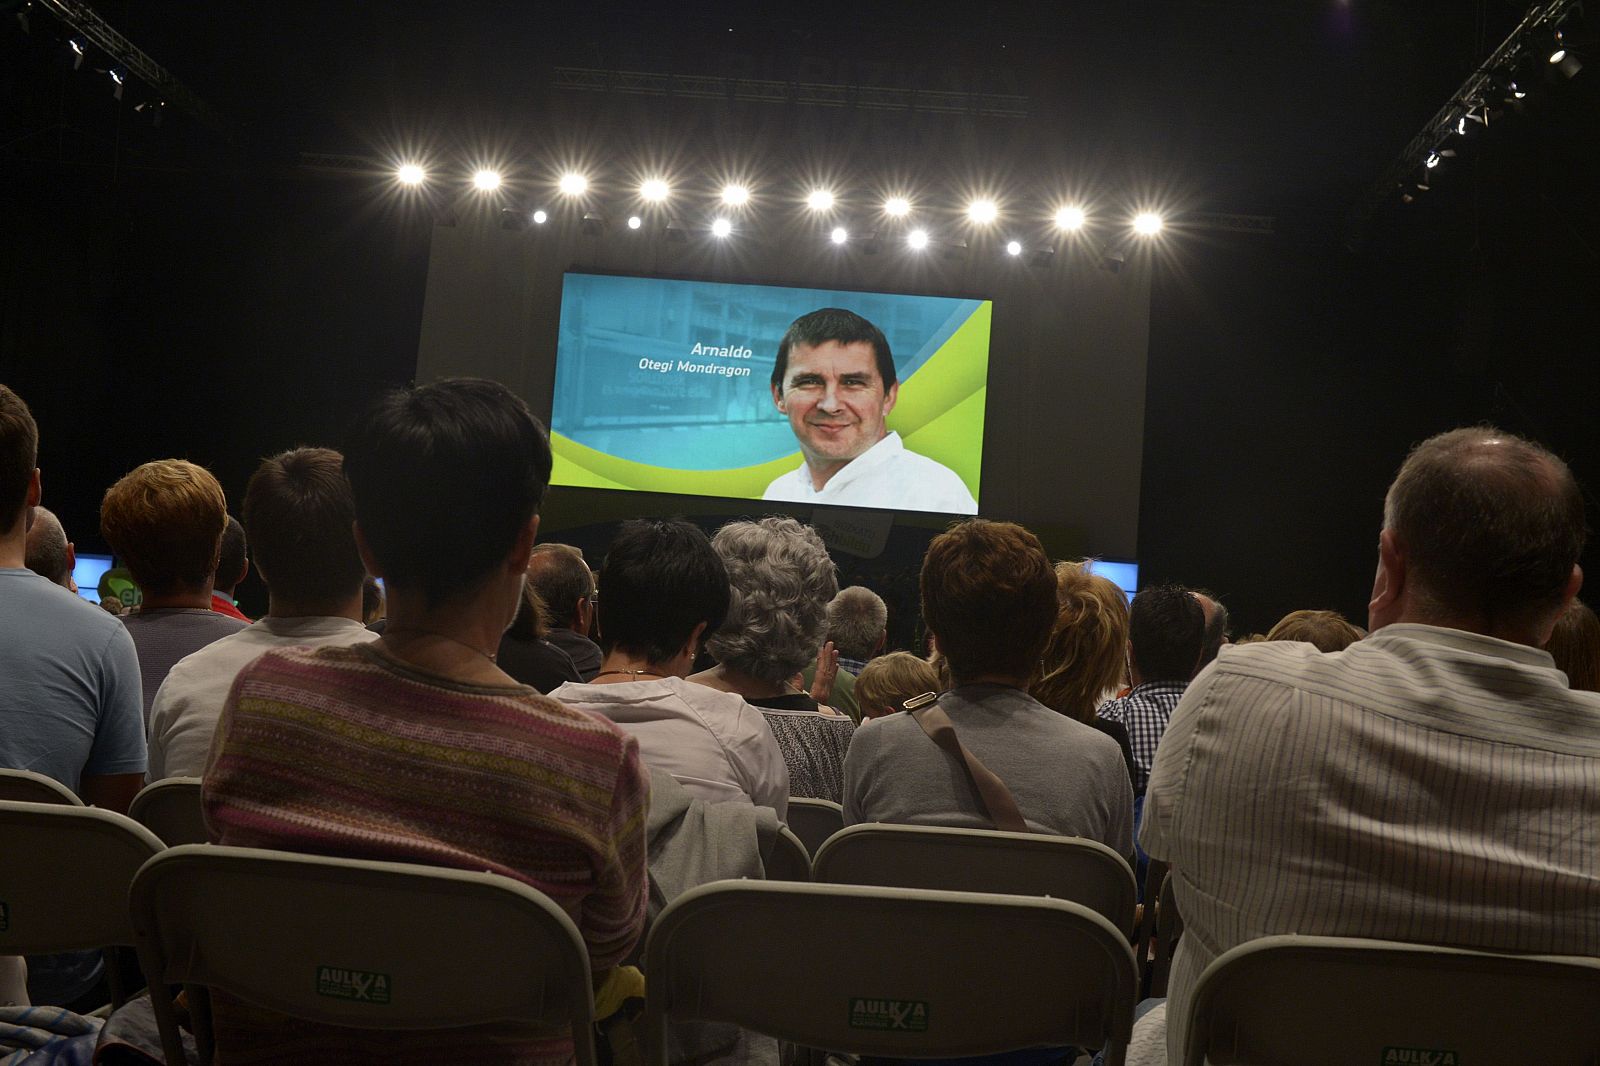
[550, 676, 789, 819]
[147, 615, 377, 780]
[1142, 624, 1600, 1066]
[761, 431, 978, 515]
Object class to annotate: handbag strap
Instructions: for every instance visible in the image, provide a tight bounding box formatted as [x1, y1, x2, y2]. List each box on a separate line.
[905, 693, 1031, 834]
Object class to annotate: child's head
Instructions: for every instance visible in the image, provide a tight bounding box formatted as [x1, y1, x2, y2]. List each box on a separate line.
[854, 651, 943, 720]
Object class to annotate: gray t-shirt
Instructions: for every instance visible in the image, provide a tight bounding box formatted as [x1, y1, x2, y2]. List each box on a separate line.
[842, 683, 1133, 856]
[0, 568, 145, 791]
[120, 607, 248, 723]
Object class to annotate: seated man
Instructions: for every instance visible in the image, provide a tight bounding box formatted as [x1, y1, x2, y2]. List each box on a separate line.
[801, 584, 888, 723]
[843, 519, 1132, 854]
[147, 448, 377, 779]
[100, 459, 247, 720]
[552, 518, 790, 818]
[1141, 427, 1600, 1063]
[526, 542, 603, 681]
[209, 516, 251, 621]
[23, 505, 75, 590]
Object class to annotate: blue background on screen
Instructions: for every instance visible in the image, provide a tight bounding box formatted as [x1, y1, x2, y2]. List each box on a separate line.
[1086, 558, 1139, 602]
[551, 273, 984, 471]
[72, 553, 115, 601]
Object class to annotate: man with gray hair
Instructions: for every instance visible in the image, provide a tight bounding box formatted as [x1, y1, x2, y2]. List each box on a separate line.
[1138, 427, 1600, 1062]
[24, 505, 75, 591]
[827, 585, 888, 673]
[526, 542, 602, 681]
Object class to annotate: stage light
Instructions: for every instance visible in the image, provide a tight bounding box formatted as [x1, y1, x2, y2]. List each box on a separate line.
[1006, 240, 1022, 256]
[711, 217, 733, 237]
[472, 169, 502, 191]
[627, 215, 643, 230]
[69, 38, 84, 55]
[807, 189, 835, 211]
[1549, 29, 1567, 64]
[967, 199, 999, 224]
[1133, 212, 1164, 236]
[396, 164, 425, 186]
[109, 69, 124, 85]
[640, 178, 669, 202]
[1511, 78, 1528, 98]
[721, 184, 750, 206]
[532, 209, 548, 224]
[581, 213, 606, 236]
[907, 228, 929, 250]
[1054, 206, 1087, 231]
[69, 37, 84, 68]
[665, 220, 689, 242]
[884, 196, 911, 217]
[830, 226, 848, 244]
[1425, 152, 1441, 169]
[559, 173, 588, 196]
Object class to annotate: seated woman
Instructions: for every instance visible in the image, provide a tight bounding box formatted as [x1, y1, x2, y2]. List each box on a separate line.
[551, 518, 791, 818]
[204, 378, 649, 1065]
[689, 517, 855, 804]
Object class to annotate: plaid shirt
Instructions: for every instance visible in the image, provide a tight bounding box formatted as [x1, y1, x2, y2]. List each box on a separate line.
[838, 656, 871, 676]
[1097, 680, 1189, 793]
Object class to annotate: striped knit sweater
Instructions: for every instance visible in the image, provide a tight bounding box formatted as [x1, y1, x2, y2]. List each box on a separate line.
[202, 642, 650, 1065]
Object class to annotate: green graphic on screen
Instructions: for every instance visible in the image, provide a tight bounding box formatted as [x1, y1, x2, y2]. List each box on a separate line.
[550, 273, 990, 514]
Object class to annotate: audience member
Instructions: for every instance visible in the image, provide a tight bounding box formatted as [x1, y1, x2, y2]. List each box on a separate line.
[1032, 561, 1139, 788]
[1097, 584, 1204, 796]
[690, 517, 854, 803]
[1264, 607, 1364, 652]
[101, 459, 247, 720]
[496, 581, 583, 692]
[801, 584, 887, 723]
[1, 384, 144, 1010]
[843, 520, 1132, 853]
[1193, 589, 1230, 670]
[360, 574, 385, 625]
[1141, 427, 1600, 1062]
[209, 515, 251, 621]
[552, 518, 790, 816]
[205, 378, 648, 1064]
[527, 541, 603, 681]
[23, 505, 74, 589]
[147, 448, 377, 779]
[1545, 598, 1600, 692]
[854, 651, 942, 720]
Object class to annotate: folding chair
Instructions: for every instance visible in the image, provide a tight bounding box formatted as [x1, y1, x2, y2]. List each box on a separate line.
[645, 880, 1138, 1065]
[1149, 869, 1183, 998]
[0, 768, 83, 805]
[1135, 857, 1169, 995]
[1181, 934, 1600, 1066]
[0, 799, 164, 1008]
[129, 844, 600, 1066]
[784, 797, 844, 859]
[764, 825, 812, 882]
[812, 822, 1137, 935]
[128, 777, 206, 845]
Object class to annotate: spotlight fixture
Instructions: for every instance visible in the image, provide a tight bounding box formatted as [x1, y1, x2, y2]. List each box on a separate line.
[109, 67, 124, 100]
[807, 189, 836, 211]
[532, 209, 548, 224]
[967, 199, 999, 224]
[1548, 29, 1568, 64]
[627, 215, 643, 230]
[884, 196, 911, 217]
[1029, 244, 1057, 268]
[711, 217, 733, 238]
[720, 184, 750, 206]
[1133, 212, 1164, 236]
[1425, 152, 1441, 169]
[665, 220, 689, 242]
[830, 226, 848, 244]
[1054, 205, 1087, 231]
[69, 38, 84, 55]
[499, 208, 528, 231]
[581, 213, 606, 236]
[558, 173, 588, 196]
[396, 164, 425, 186]
[472, 169, 502, 191]
[907, 228, 929, 250]
[1005, 240, 1022, 256]
[69, 37, 84, 68]
[640, 178, 670, 202]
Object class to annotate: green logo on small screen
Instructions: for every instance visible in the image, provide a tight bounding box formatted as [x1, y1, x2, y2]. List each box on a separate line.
[1382, 1049, 1459, 1066]
[849, 997, 928, 1031]
[316, 966, 390, 1004]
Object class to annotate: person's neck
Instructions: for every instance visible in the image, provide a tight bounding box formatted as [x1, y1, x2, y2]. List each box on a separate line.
[689, 662, 790, 699]
[139, 583, 215, 610]
[951, 672, 1030, 690]
[1387, 610, 1548, 649]
[592, 648, 681, 684]
[267, 590, 364, 622]
[0, 521, 24, 569]
[377, 586, 517, 686]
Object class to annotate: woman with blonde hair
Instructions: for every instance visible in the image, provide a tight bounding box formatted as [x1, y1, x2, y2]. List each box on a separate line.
[1031, 561, 1138, 787]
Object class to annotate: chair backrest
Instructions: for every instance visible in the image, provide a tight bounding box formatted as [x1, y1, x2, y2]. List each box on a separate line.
[764, 825, 812, 882]
[129, 844, 598, 1066]
[0, 799, 163, 954]
[812, 822, 1137, 935]
[129, 777, 207, 845]
[1150, 868, 1183, 998]
[1181, 934, 1600, 1066]
[1135, 857, 1170, 997]
[645, 880, 1137, 1065]
[784, 798, 845, 858]
[0, 768, 83, 805]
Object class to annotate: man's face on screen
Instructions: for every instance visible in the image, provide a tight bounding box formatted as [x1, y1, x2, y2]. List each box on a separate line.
[773, 340, 899, 475]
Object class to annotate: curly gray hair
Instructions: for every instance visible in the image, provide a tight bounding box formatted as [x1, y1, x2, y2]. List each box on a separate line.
[705, 517, 839, 683]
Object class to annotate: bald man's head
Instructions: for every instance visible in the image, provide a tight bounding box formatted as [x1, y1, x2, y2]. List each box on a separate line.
[526, 542, 595, 631]
[24, 506, 74, 588]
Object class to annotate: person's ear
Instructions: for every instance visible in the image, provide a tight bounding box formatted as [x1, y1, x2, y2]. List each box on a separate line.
[772, 382, 786, 413]
[25, 469, 40, 509]
[352, 521, 383, 580]
[1368, 528, 1408, 629]
[508, 514, 540, 575]
[882, 380, 899, 415]
[66, 541, 76, 571]
[681, 620, 709, 663]
[235, 557, 251, 589]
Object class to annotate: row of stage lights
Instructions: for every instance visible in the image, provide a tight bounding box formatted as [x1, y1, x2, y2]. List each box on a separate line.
[393, 165, 1167, 251]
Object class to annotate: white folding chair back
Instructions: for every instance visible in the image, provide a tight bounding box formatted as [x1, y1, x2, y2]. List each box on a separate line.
[764, 825, 812, 882]
[0, 800, 163, 955]
[812, 822, 1137, 935]
[129, 845, 599, 1066]
[784, 798, 844, 857]
[129, 777, 207, 845]
[645, 880, 1137, 1065]
[0, 769, 83, 805]
[1182, 934, 1600, 1066]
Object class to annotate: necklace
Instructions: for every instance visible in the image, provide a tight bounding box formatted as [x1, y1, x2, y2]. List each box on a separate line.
[594, 668, 665, 680]
[383, 626, 499, 663]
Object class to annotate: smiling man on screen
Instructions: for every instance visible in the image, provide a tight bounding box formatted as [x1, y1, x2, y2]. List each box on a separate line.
[761, 308, 977, 514]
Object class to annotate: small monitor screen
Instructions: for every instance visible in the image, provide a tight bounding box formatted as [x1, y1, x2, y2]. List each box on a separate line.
[72, 553, 115, 602]
[1085, 558, 1139, 602]
[549, 273, 991, 515]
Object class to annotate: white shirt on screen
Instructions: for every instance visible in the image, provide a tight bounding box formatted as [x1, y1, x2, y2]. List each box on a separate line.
[761, 431, 977, 514]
